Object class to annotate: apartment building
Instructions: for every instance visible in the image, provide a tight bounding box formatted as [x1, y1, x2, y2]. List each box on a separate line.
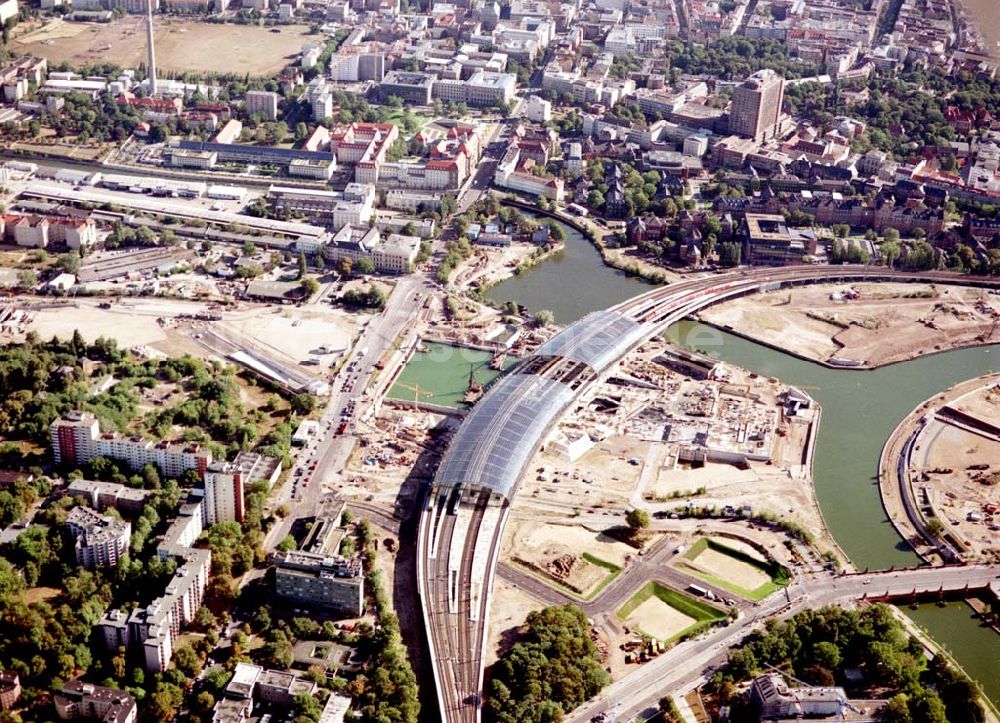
[323, 224, 381, 267]
[272, 549, 365, 615]
[494, 146, 565, 202]
[730, 69, 785, 142]
[65, 507, 131, 570]
[203, 461, 244, 525]
[51, 411, 213, 479]
[66, 479, 150, 514]
[328, 50, 385, 82]
[98, 499, 210, 672]
[245, 90, 279, 121]
[54, 681, 136, 723]
[1, 55, 47, 102]
[0, 672, 20, 712]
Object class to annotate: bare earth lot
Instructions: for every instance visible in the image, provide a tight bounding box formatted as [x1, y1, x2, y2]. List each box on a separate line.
[624, 597, 696, 641]
[13, 18, 315, 75]
[687, 546, 771, 590]
[700, 283, 999, 367]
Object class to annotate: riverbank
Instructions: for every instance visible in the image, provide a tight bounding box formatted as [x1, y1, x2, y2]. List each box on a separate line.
[698, 282, 1000, 370]
[878, 373, 1000, 565]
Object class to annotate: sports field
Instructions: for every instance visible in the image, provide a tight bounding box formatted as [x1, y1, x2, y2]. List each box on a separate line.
[13, 17, 316, 75]
[676, 537, 790, 601]
[618, 582, 726, 643]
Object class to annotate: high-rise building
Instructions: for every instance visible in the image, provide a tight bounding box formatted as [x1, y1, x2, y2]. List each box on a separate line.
[51, 411, 213, 479]
[203, 461, 244, 525]
[730, 69, 784, 142]
[245, 90, 279, 121]
[65, 507, 131, 570]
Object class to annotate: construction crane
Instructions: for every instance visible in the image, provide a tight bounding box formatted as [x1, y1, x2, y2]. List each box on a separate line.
[395, 382, 433, 409]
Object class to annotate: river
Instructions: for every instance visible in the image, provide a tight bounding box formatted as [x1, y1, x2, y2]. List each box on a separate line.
[487, 215, 1000, 705]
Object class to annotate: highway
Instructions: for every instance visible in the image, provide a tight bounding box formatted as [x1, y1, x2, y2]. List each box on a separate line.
[417, 265, 1000, 723]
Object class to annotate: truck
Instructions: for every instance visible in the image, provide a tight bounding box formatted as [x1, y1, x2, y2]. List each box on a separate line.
[687, 584, 709, 597]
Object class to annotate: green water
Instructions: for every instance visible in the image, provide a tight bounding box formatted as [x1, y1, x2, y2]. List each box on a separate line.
[387, 342, 511, 409]
[484, 219, 1000, 703]
[486, 217, 652, 324]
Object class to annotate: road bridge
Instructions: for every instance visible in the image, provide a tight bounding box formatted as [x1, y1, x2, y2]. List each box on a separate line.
[417, 266, 1000, 723]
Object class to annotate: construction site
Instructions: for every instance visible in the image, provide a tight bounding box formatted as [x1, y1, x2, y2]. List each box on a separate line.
[904, 377, 1000, 563]
[699, 282, 1000, 368]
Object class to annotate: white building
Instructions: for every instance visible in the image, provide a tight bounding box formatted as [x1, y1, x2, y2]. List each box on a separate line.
[203, 461, 244, 525]
[525, 95, 552, 123]
[373, 233, 420, 274]
[65, 507, 131, 570]
[0, 0, 18, 25]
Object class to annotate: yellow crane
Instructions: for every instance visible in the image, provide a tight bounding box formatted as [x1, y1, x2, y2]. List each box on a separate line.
[395, 382, 433, 409]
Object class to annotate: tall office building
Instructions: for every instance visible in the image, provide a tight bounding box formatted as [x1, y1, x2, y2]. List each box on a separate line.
[730, 69, 784, 142]
[203, 461, 244, 525]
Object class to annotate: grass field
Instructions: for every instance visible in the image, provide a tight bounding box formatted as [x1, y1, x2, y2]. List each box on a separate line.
[13, 17, 316, 75]
[618, 582, 726, 643]
[676, 538, 790, 601]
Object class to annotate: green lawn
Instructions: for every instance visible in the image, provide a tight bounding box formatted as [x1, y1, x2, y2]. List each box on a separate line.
[677, 537, 790, 602]
[616, 582, 727, 644]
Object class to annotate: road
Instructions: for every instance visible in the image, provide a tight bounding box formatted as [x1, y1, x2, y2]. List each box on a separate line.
[417, 265, 1000, 723]
[263, 274, 433, 553]
[567, 564, 1000, 722]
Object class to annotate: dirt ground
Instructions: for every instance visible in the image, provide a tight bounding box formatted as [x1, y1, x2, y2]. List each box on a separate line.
[483, 578, 544, 667]
[220, 308, 358, 367]
[913, 384, 1000, 562]
[504, 520, 637, 570]
[624, 597, 696, 641]
[12, 17, 316, 75]
[685, 546, 771, 590]
[699, 283, 1000, 367]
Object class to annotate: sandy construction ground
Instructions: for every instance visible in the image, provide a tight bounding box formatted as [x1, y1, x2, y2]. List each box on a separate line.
[13, 18, 316, 75]
[624, 597, 696, 641]
[484, 578, 544, 666]
[504, 520, 637, 568]
[647, 462, 831, 551]
[687, 547, 771, 590]
[220, 309, 358, 366]
[699, 283, 1000, 367]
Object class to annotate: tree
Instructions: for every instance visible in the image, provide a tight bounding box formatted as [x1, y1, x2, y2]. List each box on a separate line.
[298, 251, 308, 279]
[485, 605, 609, 722]
[292, 394, 316, 415]
[277, 535, 297, 552]
[300, 277, 320, 298]
[718, 241, 741, 267]
[625, 508, 649, 532]
[532, 309, 555, 327]
[881, 240, 901, 268]
[57, 252, 81, 274]
[354, 257, 375, 275]
[335, 256, 353, 277]
[924, 517, 944, 538]
[16, 270, 37, 289]
[242, 240, 258, 256]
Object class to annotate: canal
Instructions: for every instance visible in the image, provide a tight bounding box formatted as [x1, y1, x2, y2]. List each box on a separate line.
[487, 215, 1000, 705]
